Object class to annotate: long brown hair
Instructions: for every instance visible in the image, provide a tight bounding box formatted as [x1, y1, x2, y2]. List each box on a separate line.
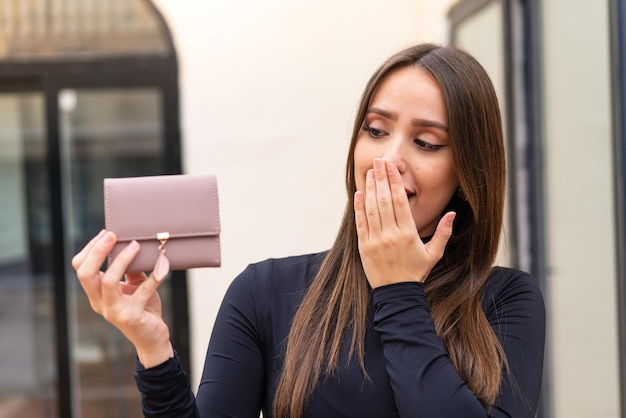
[273, 44, 506, 417]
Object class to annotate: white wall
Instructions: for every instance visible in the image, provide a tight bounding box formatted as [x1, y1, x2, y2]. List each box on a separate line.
[152, 0, 456, 389]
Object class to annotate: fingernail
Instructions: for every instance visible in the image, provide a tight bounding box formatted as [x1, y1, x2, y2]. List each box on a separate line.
[448, 212, 457, 225]
[367, 169, 374, 180]
[386, 163, 396, 174]
[96, 229, 106, 239]
[127, 240, 139, 251]
[100, 232, 113, 244]
[374, 159, 384, 170]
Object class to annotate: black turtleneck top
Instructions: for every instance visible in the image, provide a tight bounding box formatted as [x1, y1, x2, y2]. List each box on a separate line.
[135, 252, 545, 418]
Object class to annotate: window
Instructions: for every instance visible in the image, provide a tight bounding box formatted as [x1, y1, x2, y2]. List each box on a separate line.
[0, 1, 187, 417]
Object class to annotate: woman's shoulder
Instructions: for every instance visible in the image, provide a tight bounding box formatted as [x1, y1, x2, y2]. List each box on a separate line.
[481, 267, 545, 315]
[485, 266, 541, 292]
[246, 251, 327, 276]
[229, 251, 327, 298]
[245, 251, 327, 285]
[223, 252, 328, 325]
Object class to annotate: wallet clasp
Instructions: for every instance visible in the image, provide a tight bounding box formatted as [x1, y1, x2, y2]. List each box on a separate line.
[157, 232, 170, 253]
[154, 232, 171, 281]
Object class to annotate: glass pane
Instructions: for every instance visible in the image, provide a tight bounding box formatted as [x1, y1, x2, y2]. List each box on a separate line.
[59, 88, 173, 417]
[0, 93, 58, 417]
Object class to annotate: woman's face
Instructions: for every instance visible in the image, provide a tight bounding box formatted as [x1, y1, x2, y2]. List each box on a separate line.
[353, 66, 458, 237]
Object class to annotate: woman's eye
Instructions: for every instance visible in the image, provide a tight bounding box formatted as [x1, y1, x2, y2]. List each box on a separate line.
[414, 138, 446, 151]
[363, 125, 386, 138]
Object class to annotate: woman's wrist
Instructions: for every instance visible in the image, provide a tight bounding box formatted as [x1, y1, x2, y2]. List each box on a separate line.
[136, 340, 175, 369]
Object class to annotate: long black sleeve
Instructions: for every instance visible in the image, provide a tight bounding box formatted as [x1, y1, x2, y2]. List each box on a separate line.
[134, 262, 270, 418]
[134, 352, 199, 417]
[372, 268, 545, 418]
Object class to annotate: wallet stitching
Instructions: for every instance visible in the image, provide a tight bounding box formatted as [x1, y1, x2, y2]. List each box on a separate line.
[105, 181, 112, 231]
[116, 231, 219, 240]
[213, 179, 221, 264]
[104, 181, 113, 265]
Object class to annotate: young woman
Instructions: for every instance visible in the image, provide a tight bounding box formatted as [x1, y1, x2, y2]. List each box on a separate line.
[73, 43, 545, 417]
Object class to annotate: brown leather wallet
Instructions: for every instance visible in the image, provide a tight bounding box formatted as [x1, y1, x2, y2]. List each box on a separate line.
[104, 174, 221, 279]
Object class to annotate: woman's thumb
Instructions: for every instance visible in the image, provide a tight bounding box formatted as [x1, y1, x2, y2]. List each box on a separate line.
[425, 211, 456, 261]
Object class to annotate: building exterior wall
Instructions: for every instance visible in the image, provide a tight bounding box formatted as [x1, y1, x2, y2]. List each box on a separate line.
[152, 2, 623, 417]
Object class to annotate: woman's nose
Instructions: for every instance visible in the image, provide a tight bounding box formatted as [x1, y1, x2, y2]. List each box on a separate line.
[382, 140, 407, 173]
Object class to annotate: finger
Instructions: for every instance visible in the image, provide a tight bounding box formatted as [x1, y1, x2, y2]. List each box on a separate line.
[364, 169, 381, 233]
[75, 231, 117, 284]
[72, 229, 106, 271]
[425, 212, 456, 261]
[124, 271, 149, 287]
[354, 190, 369, 241]
[75, 231, 116, 314]
[129, 272, 166, 308]
[386, 162, 414, 228]
[78, 270, 106, 314]
[119, 276, 154, 298]
[101, 240, 140, 307]
[122, 272, 150, 296]
[373, 158, 395, 226]
[120, 281, 140, 296]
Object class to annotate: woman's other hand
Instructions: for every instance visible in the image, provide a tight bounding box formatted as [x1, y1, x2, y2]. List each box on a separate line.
[72, 230, 174, 368]
[354, 159, 455, 288]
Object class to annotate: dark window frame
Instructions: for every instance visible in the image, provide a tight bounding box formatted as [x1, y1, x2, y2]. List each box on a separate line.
[610, 0, 626, 416]
[0, 9, 189, 418]
[449, 0, 550, 416]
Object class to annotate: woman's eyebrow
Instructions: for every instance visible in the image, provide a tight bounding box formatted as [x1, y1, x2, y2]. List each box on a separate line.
[367, 107, 396, 120]
[411, 119, 448, 132]
[366, 107, 448, 132]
